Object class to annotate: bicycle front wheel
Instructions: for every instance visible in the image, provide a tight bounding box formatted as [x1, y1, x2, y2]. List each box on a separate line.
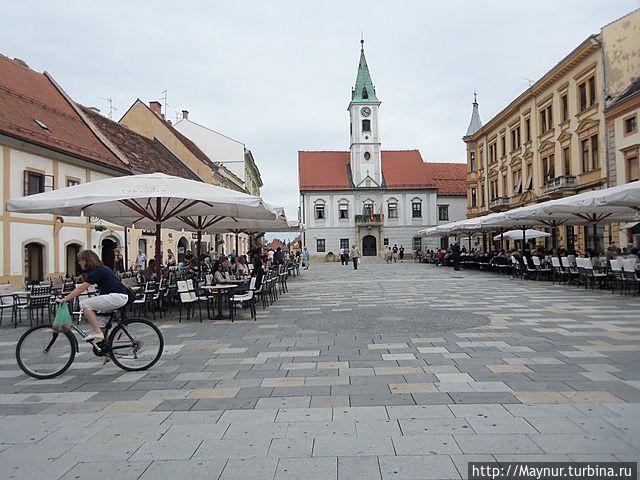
[16, 324, 76, 379]
[108, 318, 164, 371]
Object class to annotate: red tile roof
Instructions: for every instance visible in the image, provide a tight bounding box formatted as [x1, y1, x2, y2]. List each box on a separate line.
[382, 150, 435, 190]
[298, 150, 435, 191]
[0, 55, 127, 172]
[298, 151, 351, 190]
[268, 239, 288, 251]
[423, 162, 467, 196]
[79, 105, 201, 181]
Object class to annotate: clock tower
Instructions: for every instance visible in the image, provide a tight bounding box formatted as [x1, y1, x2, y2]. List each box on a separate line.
[349, 39, 382, 188]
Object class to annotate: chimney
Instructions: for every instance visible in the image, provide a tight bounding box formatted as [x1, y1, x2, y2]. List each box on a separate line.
[13, 58, 29, 68]
[149, 101, 162, 116]
[182, 110, 189, 120]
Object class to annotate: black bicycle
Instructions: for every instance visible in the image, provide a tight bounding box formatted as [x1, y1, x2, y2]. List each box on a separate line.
[16, 307, 164, 379]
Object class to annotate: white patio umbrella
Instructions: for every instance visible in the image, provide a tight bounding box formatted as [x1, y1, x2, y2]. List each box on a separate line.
[6, 172, 276, 277]
[163, 206, 299, 255]
[493, 229, 550, 241]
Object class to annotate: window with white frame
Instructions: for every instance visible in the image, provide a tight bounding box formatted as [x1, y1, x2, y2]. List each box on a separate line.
[314, 201, 325, 220]
[438, 205, 449, 221]
[338, 202, 349, 219]
[387, 199, 398, 219]
[316, 239, 325, 252]
[411, 199, 422, 218]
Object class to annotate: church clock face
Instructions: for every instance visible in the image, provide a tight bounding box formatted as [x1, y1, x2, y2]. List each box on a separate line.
[361, 107, 371, 117]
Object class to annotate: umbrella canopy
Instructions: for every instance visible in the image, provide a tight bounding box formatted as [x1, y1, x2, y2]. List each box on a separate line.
[493, 229, 551, 241]
[7, 172, 276, 277]
[6, 172, 276, 224]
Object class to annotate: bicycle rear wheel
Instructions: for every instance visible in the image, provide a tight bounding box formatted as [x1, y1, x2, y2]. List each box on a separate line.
[108, 318, 163, 371]
[16, 324, 76, 379]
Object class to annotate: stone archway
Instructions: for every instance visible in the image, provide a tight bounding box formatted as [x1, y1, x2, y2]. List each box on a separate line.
[362, 235, 377, 256]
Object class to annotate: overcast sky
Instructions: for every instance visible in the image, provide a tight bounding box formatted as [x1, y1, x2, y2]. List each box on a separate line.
[2, 1, 638, 241]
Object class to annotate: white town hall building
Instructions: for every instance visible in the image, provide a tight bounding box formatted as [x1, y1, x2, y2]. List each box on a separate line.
[298, 41, 465, 260]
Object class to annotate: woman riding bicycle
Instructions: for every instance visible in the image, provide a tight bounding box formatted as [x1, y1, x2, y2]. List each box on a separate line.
[58, 250, 129, 342]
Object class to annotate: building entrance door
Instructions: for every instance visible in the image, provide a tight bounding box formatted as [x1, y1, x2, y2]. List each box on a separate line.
[362, 235, 377, 256]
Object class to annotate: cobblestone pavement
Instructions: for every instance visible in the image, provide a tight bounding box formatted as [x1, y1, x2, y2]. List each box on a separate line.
[0, 260, 639, 479]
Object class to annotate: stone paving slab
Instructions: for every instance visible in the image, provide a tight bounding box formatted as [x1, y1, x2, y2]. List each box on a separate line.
[0, 261, 638, 478]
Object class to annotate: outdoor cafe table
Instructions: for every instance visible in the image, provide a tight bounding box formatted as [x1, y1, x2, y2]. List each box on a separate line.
[201, 284, 238, 320]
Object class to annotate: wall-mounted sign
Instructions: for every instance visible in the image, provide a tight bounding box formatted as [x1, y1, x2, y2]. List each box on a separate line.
[191, 233, 199, 239]
[141, 230, 156, 236]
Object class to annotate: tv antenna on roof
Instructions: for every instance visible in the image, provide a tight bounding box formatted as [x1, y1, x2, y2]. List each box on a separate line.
[524, 77, 534, 87]
[98, 97, 118, 119]
[161, 90, 168, 116]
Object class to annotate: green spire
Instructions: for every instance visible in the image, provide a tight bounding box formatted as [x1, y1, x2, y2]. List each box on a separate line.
[351, 39, 379, 103]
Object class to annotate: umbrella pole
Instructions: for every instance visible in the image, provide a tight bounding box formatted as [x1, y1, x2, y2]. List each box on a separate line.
[196, 230, 202, 260]
[235, 231, 239, 255]
[468, 234, 471, 251]
[552, 227, 557, 250]
[155, 197, 162, 280]
[500, 231, 504, 252]
[522, 227, 526, 254]
[592, 223, 598, 253]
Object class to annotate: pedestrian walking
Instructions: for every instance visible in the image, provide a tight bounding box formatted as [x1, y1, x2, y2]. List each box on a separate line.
[135, 250, 147, 271]
[392, 244, 398, 262]
[385, 246, 392, 263]
[399, 245, 405, 262]
[339, 247, 346, 265]
[350, 244, 360, 270]
[302, 246, 310, 269]
[451, 240, 461, 271]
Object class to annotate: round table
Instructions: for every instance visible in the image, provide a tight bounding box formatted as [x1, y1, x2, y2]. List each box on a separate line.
[202, 284, 238, 320]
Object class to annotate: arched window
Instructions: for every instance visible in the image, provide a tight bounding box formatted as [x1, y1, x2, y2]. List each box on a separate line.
[362, 87, 369, 99]
[338, 199, 349, 220]
[314, 200, 326, 220]
[362, 120, 371, 132]
[387, 198, 398, 219]
[411, 198, 422, 218]
[363, 200, 374, 218]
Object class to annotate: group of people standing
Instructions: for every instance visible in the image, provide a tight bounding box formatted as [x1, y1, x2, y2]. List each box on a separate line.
[339, 245, 361, 269]
[385, 244, 405, 263]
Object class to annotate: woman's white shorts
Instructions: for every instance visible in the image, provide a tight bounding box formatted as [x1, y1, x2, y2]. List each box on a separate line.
[80, 293, 129, 314]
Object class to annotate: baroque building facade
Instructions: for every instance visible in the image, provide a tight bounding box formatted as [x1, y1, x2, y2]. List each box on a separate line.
[464, 10, 640, 252]
[299, 41, 455, 260]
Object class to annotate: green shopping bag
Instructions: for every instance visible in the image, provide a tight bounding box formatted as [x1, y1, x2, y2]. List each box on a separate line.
[52, 303, 72, 332]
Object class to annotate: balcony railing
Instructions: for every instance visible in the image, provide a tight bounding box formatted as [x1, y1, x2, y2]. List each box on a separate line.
[489, 197, 510, 211]
[546, 175, 578, 193]
[355, 214, 383, 225]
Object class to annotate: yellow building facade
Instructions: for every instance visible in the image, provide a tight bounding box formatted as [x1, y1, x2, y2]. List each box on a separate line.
[464, 10, 640, 253]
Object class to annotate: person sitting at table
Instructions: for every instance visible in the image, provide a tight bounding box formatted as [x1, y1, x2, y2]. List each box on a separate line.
[142, 259, 158, 282]
[220, 255, 232, 274]
[201, 256, 212, 274]
[213, 261, 228, 284]
[236, 255, 249, 277]
[186, 258, 199, 277]
[229, 256, 238, 276]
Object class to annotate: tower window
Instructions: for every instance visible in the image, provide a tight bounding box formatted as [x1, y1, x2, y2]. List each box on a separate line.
[362, 87, 368, 99]
[364, 152, 371, 160]
[362, 120, 371, 132]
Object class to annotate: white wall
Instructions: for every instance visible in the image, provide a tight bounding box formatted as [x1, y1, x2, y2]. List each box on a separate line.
[174, 120, 246, 182]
